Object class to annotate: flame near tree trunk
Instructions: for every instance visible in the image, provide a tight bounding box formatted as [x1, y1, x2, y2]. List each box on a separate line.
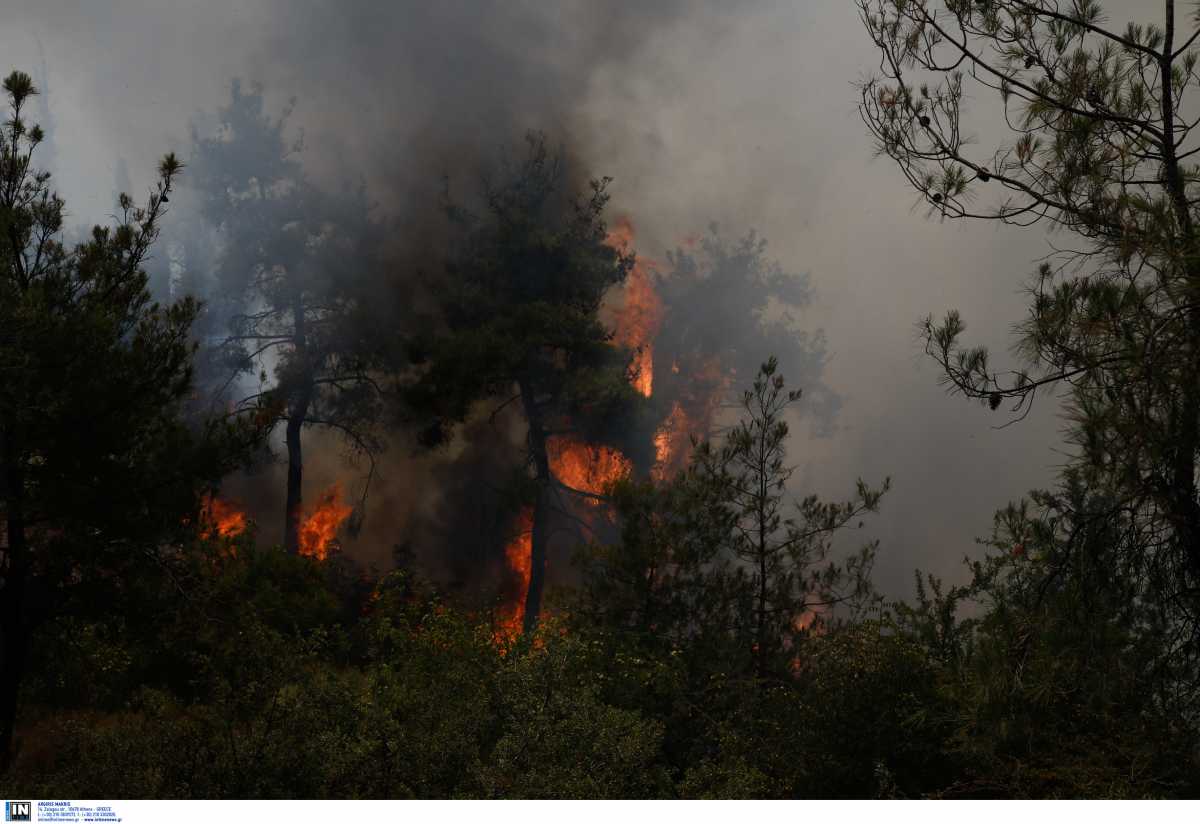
[494, 215, 726, 643]
[496, 507, 534, 643]
[297, 482, 353, 561]
[546, 436, 632, 504]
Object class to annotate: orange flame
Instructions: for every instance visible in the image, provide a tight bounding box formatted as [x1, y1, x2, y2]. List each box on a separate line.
[652, 355, 732, 480]
[547, 436, 632, 504]
[495, 507, 534, 644]
[493, 437, 632, 645]
[606, 216, 664, 398]
[298, 483, 353, 561]
[603, 216, 730, 482]
[794, 605, 826, 634]
[652, 402, 693, 481]
[199, 494, 248, 539]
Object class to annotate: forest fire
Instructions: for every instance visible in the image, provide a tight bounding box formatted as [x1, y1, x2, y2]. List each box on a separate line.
[493, 442, 631, 643]
[652, 402, 692, 480]
[606, 216, 728, 479]
[198, 494, 248, 540]
[547, 436, 633, 504]
[492, 216, 722, 643]
[8, 0, 1181, 794]
[297, 483, 353, 561]
[495, 507, 533, 643]
[653, 355, 731, 478]
[606, 216, 664, 398]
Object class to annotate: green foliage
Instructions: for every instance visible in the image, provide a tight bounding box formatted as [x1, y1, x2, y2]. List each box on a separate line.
[185, 79, 391, 550]
[9, 556, 671, 798]
[666, 623, 950, 799]
[10, 508, 1197, 798]
[656, 227, 839, 433]
[406, 131, 635, 447]
[482, 624, 668, 798]
[0, 67, 262, 770]
[859, 0, 1200, 770]
[795, 622, 952, 797]
[894, 500, 1200, 798]
[578, 359, 887, 682]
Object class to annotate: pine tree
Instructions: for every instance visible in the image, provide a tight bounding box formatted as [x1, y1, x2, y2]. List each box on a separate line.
[579, 359, 887, 681]
[686, 359, 887, 678]
[0, 71, 243, 770]
[858, 0, 1200, 717]
[186, 81, 388, 553]
[407, 133, 636, 633]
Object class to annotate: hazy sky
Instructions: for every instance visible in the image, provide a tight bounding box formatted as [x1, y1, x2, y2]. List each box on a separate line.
[5, 0, 1170, 595]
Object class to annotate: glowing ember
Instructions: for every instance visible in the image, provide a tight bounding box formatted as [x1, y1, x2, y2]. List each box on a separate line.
[298, 483, 353, 561]
[548, 436, 632, 503]
[496, 507, 534, 644]
[199, 494, 248, 539]
[606, 216, 664, 398]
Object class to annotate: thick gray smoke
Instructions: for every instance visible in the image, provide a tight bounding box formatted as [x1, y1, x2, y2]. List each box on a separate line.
[8, 0, 1167, 597]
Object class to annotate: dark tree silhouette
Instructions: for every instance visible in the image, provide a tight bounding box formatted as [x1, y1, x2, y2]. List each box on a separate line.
[186, 81, 389, 553]
[407, 133, 635, 633]
[859, 0, 1200, 714]
[0, 71, 249, 770]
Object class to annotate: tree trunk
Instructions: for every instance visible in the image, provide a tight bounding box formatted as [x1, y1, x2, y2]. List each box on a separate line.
[283, 405, 307, 555]
[0, 554, 28, 776]
[0, 429, 29, 774]
[282, 295, 312, 555]
[519, 378, 551, 635]
[1159, 1, 1200, 585]
[755, 430, 769, 681]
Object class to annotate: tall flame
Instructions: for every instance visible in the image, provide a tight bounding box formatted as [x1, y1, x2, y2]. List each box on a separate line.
[606, 216, 664, 398]
[652, 355, 731, 479]
[652, 402, 693, 481]
[490, 216, 734, 645]
[604, 216, 725, 482]
[496, 506, 534, 644]
[493, 440, 631, 645]
[298, 483, 353, 561]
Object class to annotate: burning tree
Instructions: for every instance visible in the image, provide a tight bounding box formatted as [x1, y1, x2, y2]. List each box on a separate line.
[408, 133, 637, 635]
[579, 359, 888, 681]
[186, 81, 388, 554]
[654, 226, 838, 444]
[0, 71, 249, 770]
[593, 218, 840, 486]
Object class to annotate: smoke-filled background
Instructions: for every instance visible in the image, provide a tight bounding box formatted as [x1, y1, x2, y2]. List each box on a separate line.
[11, 0, 1158, 599]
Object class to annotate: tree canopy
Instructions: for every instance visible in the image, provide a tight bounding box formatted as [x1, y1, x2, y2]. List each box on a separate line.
[0, 70, 257, 770]
[859, 0, 1200, 721]
[186, 80, 390, 553]
[407, 133, 637, 632]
